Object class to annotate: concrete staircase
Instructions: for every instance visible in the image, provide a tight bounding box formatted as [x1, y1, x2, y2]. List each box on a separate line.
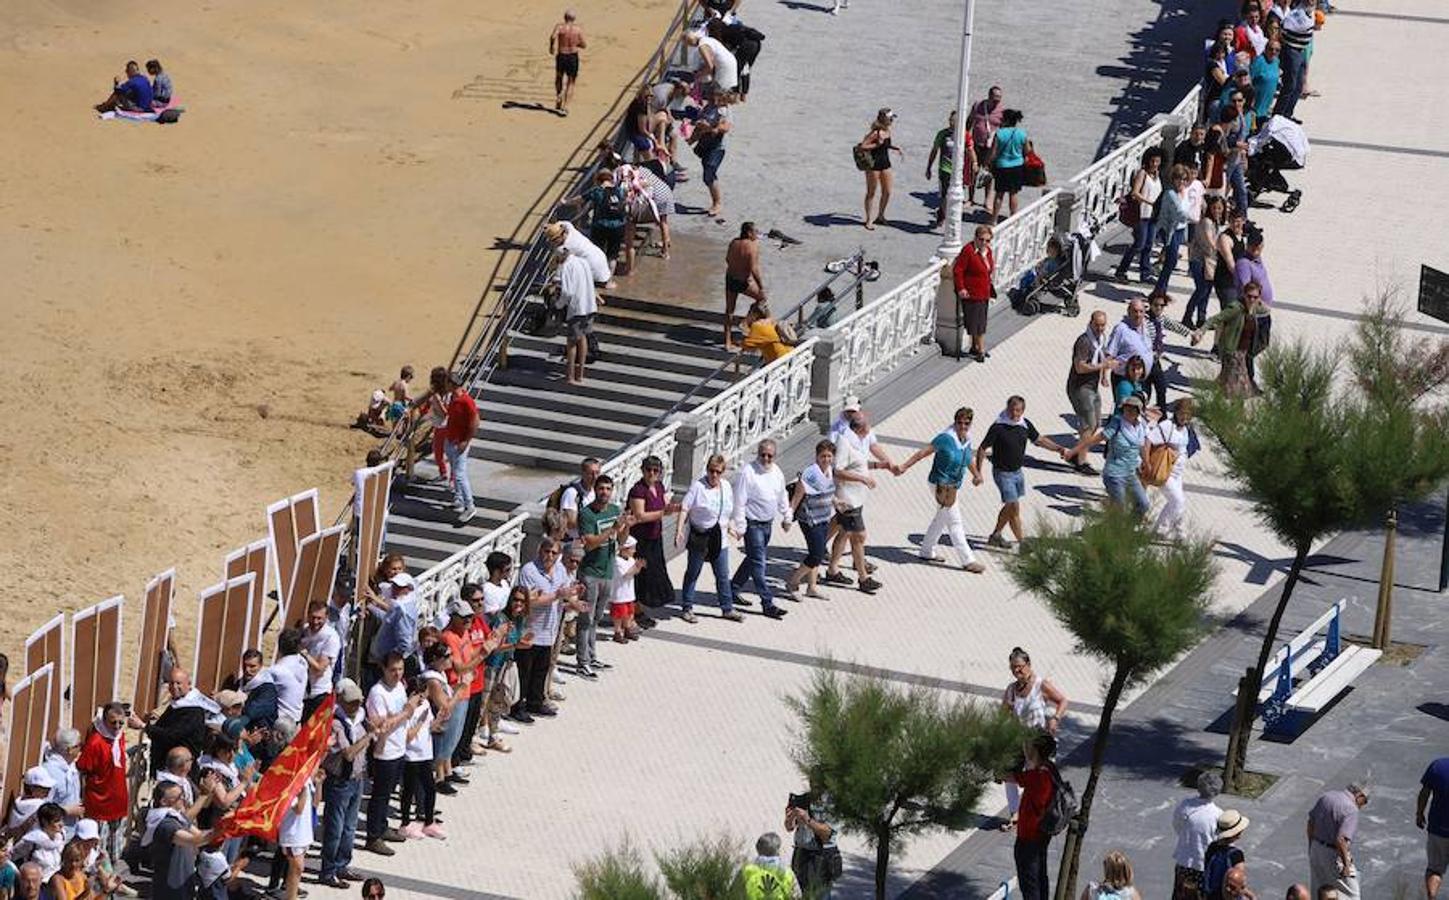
[383, 292, 755, 574]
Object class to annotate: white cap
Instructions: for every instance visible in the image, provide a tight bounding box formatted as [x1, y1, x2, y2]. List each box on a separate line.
[389, 572, 415, 590]
[623, 535, 638, 549]
[24, 766, 55, 789]
[75, 819, 100, 841]
[842, 395, 862, 412]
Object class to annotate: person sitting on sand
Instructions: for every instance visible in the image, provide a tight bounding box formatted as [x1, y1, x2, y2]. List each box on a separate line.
[95, 60, 153, 113]
[146, 59, 173, 107]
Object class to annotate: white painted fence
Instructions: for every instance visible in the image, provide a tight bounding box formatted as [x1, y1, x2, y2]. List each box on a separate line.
[826, 264, 942, 399]
[688, 338, 819, 467]
[413, 514, 527, 626]
[601, 421, 681, 500]
[991, 188, 1063, 296]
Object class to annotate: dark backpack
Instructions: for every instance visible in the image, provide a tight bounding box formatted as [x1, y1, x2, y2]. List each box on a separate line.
[1203, 843, 1239, 898]
[1038, 763, 1078, 836]
[594, 185, 627, 223]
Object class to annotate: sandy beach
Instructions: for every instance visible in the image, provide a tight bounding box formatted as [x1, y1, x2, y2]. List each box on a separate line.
[0, 0, 675, 677]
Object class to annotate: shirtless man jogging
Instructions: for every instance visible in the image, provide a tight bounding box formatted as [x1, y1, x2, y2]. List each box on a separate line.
[550, 10, 587, 116]
[724, 222, 766, 350]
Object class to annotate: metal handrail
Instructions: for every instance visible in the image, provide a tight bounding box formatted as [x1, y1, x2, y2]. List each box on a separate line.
[450, 0, 700, 393]
[621, 254, 879, 447]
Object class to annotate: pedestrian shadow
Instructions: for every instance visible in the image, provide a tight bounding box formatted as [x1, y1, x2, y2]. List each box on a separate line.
[1081, 280, 1143, 304]
[912, 188, 943, 212]
[777, 0, 835, 11]
[803, 212, 865, 229]
[1034, 482, 1101, 518]
[501, 100, 565, 117]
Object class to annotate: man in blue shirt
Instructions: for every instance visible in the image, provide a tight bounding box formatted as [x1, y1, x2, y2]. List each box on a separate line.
[95, 60, 155, 113]
[1418, 756, 1449, 898]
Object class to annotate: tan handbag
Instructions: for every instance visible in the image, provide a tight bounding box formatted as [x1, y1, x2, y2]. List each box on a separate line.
[934, 483, 958, 508]
[1139, 442, 1178, 487]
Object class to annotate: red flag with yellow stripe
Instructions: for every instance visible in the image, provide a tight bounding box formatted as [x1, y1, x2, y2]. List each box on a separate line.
[218, 694, 334, 839]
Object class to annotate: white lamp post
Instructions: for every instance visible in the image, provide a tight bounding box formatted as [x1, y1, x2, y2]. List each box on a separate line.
[935, 0, 978, 261]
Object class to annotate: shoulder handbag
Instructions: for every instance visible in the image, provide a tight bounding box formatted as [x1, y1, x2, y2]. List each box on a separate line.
[852, 142, 874, 172]
[1116, 194, 1140, 228]
[1250, 312, 1272, 354]
[1023, 143, 1047, 187]
[1139, 424, 1177, 487]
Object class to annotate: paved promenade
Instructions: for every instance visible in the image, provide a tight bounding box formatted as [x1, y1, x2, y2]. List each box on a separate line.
[316, 3, 1449, 898]
[627, 0, 1222, 313]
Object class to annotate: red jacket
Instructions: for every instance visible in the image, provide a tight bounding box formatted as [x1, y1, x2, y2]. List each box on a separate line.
[1015, 765, 1055, 842]
[76, 725, 129, 822]
[952, 242, 994, 302]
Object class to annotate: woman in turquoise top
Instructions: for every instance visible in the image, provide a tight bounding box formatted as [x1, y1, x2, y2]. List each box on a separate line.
[990, 109, 1029, 222]
[899, 407, 986, 573]
[1072, 395, 1151, 516]
[1113, 355, 1149, 413]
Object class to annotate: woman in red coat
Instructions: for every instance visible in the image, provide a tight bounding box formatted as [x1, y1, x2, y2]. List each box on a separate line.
[952, 224, 995, 362]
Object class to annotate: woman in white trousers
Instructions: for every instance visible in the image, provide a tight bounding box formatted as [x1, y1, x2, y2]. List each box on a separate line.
[1147, 398, 1196, 541]
[898, 407, 986, 573]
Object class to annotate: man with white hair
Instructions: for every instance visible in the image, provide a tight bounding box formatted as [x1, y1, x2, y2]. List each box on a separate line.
[41, 728, 84, 833]
[739, 832, 796, 898]
[556, 245, 599, 385]
[545, 221, 611, 286]
[729, 439, 790, 619]
[14, 862, 42, 900]
[1307, 783, 1368, 899]
[1172, 770, 1224, 898]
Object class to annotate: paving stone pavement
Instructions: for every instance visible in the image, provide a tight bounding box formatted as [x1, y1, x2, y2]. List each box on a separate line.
[303, 2, 1449, 898]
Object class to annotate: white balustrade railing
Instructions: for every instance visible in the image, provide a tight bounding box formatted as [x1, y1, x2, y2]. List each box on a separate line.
[991, 188, 1063, 296]
[413, 513, 528, 625]
[1070, 118, 1173, 229]
[1170, 84, 1203, 124]
[601, 421, 681, 496]
[826, 263, 942, 398]
[688, 339, 818, 467]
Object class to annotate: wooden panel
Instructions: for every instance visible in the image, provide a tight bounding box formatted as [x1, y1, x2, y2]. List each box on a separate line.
[132, 569, 175, 717]
[71, 612, 97, 732]
[354, 462, 394, 608]
[225, 540, 269, 653]
[70, 596, 124, 733]
[4, 670, 37, 811]
[194, 582, 228, 697]
[267, 489, 319, 618]
[219, 574, 255, 690]
[24, 615, 65, 741]
[94, 600, 122, 721]
[281, 525, 344, 644]
[3, 664, 53, 814]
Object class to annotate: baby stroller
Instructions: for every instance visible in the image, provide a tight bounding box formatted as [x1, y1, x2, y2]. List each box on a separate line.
[1247, 115, 1308, 212]
[1008, 212, 1102, 318]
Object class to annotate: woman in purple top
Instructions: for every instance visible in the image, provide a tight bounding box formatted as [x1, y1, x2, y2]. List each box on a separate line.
[626, 455, 682, 626]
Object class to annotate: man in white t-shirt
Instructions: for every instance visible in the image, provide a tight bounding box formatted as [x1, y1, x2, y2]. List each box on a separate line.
[363, 653, 418, 855]
[824, 411, 886, 593]
[514, 538, 582, 721]
[269, 629, 310, 726]
[300, 601, 342, 723]
[559, 457, 601, 541]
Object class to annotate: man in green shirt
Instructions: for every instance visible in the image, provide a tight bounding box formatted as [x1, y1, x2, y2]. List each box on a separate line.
[926, 109, 961, 228]
[739, 832, 797, 899]
[576, 474, 630, 679]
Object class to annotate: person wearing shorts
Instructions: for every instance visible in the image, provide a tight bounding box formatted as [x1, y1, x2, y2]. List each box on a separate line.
[723, 221, 766, 350]
[952, 225, 995, 363]
[550, 10, 586, 115]
[988, 109, 1029, 223]
[975, 396, 1068, 550]
[556, 248, 597, 385]
[1419, 756, 1449, 899]
[784, 440, 837, 601]
[690, 93, 734, 219]
[823, 412, 883, 593]
[1065, 310, 1114, 475]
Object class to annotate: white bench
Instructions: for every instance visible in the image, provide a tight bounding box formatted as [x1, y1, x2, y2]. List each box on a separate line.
[1250, 600, 1381, 735]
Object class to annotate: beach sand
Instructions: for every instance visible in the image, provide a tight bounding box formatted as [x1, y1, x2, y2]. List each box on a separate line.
[0, 0, 675, 680]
